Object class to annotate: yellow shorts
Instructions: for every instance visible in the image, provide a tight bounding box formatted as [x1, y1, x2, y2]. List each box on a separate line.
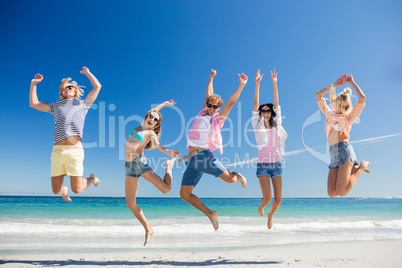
[50, 145, 84, 177]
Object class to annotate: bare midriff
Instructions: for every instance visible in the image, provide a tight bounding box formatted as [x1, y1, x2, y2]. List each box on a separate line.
[188, 146, 207, 154]
[327, 128, 349, 147]
[125, 136, 146, 162]
[55, 136, 82, 145]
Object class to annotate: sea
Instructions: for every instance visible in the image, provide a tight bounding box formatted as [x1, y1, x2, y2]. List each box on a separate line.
[1, 196, 401, 254]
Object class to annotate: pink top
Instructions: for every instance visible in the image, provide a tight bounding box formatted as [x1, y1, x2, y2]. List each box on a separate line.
[257, 127, 281, 163]
[187, 107, 226, 154]
[317, 97, 365, 139]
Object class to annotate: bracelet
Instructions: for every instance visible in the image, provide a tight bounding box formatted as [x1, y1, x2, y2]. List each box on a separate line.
[328, 84, 335, 90]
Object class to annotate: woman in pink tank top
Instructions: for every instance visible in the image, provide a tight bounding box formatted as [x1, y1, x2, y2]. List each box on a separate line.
[251, 69, 287, 229]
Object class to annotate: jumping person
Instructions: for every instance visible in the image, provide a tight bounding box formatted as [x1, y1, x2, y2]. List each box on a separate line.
[252, 69, 287, 229]
[179, 69, 248, 231]
[29, 67, 101, 202]
[125, 100, 180, 246]
[315, 73, 370, 198]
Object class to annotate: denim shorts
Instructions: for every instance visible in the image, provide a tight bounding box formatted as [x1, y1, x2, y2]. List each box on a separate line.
[329, 141, 359, 169]
[181, 150, 227, 186]
[125, 155, 153, 178]
[256, 162, 282, 178]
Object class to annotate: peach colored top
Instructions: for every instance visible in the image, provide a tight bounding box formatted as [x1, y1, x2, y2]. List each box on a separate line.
[317, 97, 365, 139]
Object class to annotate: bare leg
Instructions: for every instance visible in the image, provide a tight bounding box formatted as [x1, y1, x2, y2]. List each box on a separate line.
[343, 160, 370, 196]
[125, 176, 154, 246]
[180, 185, 219, 230]
[70, 174, 99, 194]
[327, 169, 338, 198]
[336, 159, 370, 196]
[51, 175, 71, 202]
[350, 165, 359, 175]
[140, 158, 176, 194]
[267, 176, 282, 229]
[218, 170, 247, 188]
[257, 176, 272, 216]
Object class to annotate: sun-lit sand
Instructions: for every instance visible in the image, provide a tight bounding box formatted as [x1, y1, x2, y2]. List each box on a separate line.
[1, 240, 401, 267]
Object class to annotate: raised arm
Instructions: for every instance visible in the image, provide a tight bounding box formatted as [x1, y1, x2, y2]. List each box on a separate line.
[151, 100, 176, 113]
[219, 73, 248, 120]
[81, 67, 102, 104]
[254, 69, 263, 111]
[29, 73, 50, 112]
[202, 69, 217, 109]
[315, 74, 347, 101]
[271, 68, 279, 108]
[345, 73, 365, 103]
[151, 133, 180, 158]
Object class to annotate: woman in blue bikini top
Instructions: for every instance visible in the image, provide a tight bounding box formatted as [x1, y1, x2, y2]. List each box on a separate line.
[124, 100, 180, 246]
[125, 100, 179, 160]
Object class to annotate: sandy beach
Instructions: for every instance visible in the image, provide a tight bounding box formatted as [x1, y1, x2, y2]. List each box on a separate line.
[1, 240, 401, 267]
[1, 197, 402, 267]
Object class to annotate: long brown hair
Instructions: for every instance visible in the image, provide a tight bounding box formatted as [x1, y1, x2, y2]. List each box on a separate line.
[144, 110, 162, 150]
[258, 103, 277, 128]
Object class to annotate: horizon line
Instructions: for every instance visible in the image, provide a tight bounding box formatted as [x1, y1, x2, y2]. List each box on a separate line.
[0, 194, 400, 199]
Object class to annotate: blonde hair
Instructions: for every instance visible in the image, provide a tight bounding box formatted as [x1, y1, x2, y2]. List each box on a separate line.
[144, 110, 162, 150]
[206, 94, 223, 106]
[59, 78, 84, 99]
[330, 87, 352, 114]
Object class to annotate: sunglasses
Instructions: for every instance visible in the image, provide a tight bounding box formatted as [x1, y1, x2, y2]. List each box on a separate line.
[260, 109, 272, 114]
[207, 102, 220, 109]
[149, 114, 159, 122]
[65, 85, 75, 90]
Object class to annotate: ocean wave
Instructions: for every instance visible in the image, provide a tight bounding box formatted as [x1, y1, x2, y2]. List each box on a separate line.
[1, 217, 401, 238]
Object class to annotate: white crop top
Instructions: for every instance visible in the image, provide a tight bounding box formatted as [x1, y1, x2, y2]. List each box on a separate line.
[332, 123, 342, 132]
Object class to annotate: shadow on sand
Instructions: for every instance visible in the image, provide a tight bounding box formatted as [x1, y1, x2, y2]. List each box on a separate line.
[0, 258, 282, 266]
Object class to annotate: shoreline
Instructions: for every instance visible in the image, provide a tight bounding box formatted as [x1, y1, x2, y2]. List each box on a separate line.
[1, 240, 401, 267]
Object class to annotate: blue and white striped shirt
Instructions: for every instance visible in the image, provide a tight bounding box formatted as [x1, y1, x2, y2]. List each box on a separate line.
[48, 99, 91, 144]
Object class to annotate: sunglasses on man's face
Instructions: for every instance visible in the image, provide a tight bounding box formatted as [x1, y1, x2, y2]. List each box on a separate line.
[260, 109, 272, 114]
[207, 103, 220, 109]
[65, 85, 75, 90]
[149, 114, 159, 122]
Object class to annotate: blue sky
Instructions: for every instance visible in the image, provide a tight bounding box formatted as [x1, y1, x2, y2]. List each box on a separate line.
[0, 0, 401, 198]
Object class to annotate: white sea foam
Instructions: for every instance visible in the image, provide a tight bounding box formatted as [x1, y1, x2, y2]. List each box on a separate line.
[1, 217, 401, 238]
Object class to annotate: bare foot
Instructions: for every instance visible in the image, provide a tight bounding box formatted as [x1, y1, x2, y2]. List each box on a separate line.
[360, 161, 371, 173]
[144, 228, 155, 246]
[61, 186, 71, 202]
[165, 158, 177, 168]
[258, 205, 264, 216]
[237, 173, 247, 188]
[208, 211, 219, 231]
[267, 212, 273, 229]
[90, 174, 100, 187]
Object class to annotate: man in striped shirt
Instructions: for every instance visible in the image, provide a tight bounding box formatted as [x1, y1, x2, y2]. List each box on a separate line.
[29, 67, 102, 202]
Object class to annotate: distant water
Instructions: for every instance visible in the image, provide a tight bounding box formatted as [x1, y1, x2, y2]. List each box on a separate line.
[1, 196, 401, 254]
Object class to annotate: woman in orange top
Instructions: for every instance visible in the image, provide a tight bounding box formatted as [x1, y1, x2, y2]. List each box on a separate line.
[315, 73, 370, 197]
